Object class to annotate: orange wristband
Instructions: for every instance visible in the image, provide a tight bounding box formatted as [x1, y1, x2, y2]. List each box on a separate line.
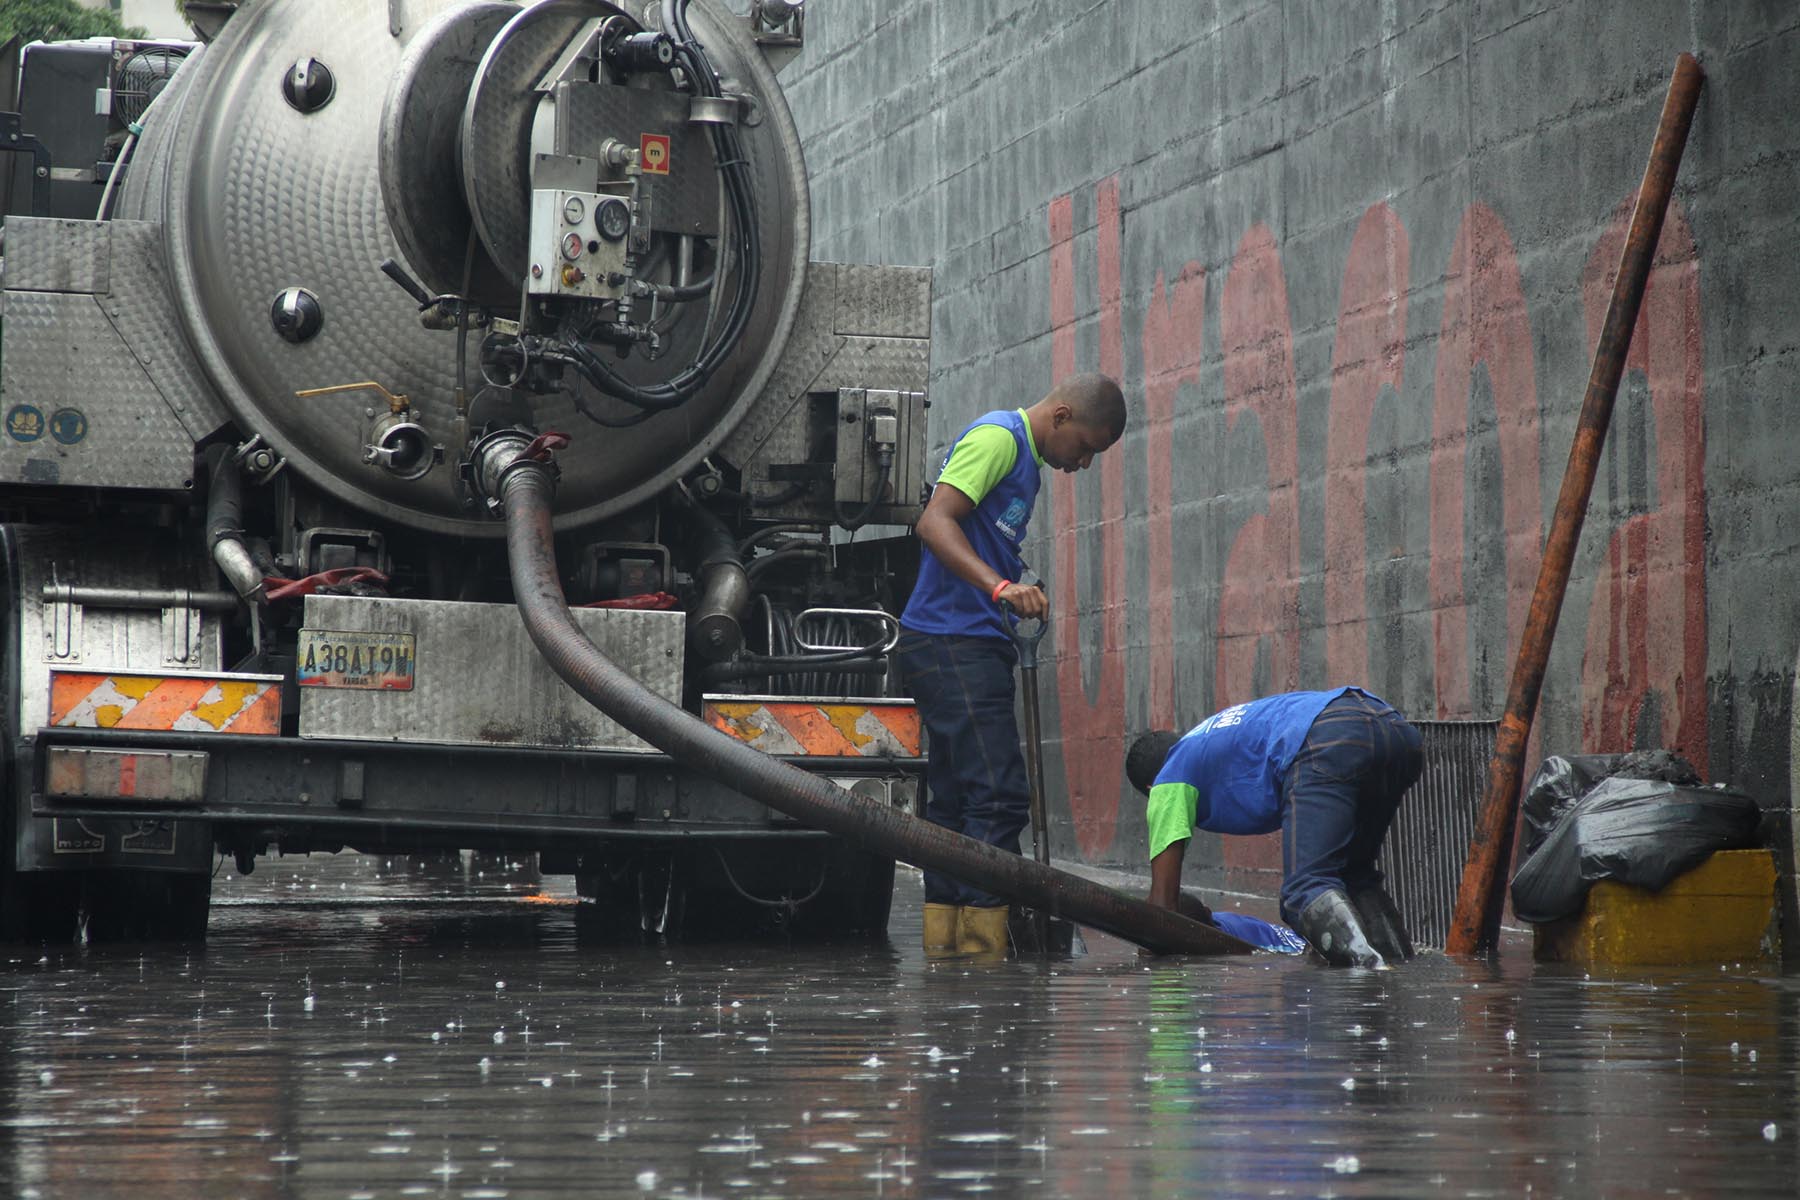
[990, 579, 1010, 604]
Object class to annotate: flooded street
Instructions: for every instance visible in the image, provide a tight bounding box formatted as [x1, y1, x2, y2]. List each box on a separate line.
[2, 855, 1796, 1198]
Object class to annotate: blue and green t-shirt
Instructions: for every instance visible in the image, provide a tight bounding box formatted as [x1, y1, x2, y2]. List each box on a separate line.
[1145, 689, 1365, 857]
[901, 409, 1043, 641]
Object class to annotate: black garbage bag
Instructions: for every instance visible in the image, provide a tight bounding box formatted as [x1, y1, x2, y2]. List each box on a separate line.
[1519, 749, 1705, 859]
[1510, 752, 1760, 925]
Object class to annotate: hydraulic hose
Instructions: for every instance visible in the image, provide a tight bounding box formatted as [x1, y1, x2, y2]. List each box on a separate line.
[498, 456, 1250, 956]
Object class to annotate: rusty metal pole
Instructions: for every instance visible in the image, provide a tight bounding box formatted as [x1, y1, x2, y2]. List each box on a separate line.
[1445, 53, 1705, 956]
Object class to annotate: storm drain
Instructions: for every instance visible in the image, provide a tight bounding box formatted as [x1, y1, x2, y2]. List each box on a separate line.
[1379, 720, 1499, 950]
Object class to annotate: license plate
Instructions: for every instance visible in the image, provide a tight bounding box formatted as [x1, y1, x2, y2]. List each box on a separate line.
[296, 630, 416, 691]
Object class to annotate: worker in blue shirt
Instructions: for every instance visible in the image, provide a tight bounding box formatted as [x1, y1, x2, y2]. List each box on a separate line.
[1125, 688, 1423, 967]
[899, 373, 1127, 957]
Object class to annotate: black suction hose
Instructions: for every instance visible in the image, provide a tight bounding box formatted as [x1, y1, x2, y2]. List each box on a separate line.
[498, 458, 1251, 956]
[679, 492, 751, 661]
[203, 444, 265, 604]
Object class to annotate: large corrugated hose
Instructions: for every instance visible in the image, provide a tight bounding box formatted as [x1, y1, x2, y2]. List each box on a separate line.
[499, 456, 1252, 956]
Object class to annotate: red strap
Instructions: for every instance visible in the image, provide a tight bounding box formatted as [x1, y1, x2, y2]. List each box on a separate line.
[262, 567, 389, 603]
[991, 578, 1011, 604]
[523, 431, 572, 461]
[580, 591, 681, 611]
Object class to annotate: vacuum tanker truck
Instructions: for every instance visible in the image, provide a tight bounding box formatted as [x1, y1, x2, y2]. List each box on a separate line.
[0, 0, 933, 942]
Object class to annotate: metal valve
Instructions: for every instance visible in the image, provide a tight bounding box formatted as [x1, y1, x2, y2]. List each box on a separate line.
[293, 380, 443, 482]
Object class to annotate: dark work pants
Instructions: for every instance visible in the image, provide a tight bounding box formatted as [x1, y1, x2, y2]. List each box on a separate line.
[1278, 690, 1424, 925]
[896, 631, 1029, 908]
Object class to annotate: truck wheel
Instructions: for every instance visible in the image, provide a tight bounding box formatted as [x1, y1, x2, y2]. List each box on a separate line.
[0, 532, 81, 944]
[693, 842, 893, 939]
[0, 866, 81, 943]
[82, 871, 212, 942]
[573, 868, 642, 943]
[797, 848, 894, 938]
[574, 851, 683, 942]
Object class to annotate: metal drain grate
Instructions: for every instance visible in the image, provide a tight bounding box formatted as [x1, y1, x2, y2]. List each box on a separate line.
[1379, 720, 1499, 950]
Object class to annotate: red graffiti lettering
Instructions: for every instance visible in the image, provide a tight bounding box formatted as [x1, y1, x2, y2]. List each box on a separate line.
[1049, 178, 1127, 858]
[1141, 261, 1205, 731]
[1325, 204, 1410, 685]
[1216, 224, 1301, 705]
[1429, 204, 1542, 718]
[1214, 225, 1301, 888]
[1578, 200, 1708, 773]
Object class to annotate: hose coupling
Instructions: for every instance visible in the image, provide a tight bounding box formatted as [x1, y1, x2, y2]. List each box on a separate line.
[466, 428, 568, 516]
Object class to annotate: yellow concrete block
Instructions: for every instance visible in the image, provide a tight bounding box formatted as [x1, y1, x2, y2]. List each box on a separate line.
[1533, 849, 1778, 966]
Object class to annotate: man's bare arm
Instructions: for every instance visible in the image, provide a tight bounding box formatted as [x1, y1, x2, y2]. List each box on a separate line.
[915, 484, 1048, 619]
[1147, 839, 1187, 911]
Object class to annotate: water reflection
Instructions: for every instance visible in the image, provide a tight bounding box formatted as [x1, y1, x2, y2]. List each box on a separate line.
[0, 855, 1794, 1197]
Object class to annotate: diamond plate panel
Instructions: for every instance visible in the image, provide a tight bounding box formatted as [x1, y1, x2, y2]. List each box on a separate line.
[101, 221, 230, 442]
[823, 335, 932, 394]
[0, 292, 197, 489]
[834, 263, 931, 339]
[718, 258, 932, 520]
[716, 263, 838, 471]
[4, 217, 111, 294]
[298, 596, 684, 752]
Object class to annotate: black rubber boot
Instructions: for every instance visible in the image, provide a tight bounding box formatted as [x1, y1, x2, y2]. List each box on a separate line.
[1295, 889, 1386, 968]
[1352, 885, 1415, 962]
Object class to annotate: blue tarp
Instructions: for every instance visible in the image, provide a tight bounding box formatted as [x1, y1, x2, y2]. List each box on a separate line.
[1212, 911, 1307, 954]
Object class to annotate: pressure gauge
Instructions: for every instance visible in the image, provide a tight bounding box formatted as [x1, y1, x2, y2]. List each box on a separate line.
[560, 231, 584, 261]
[562, 195, 586, 226]
[595, 197, 630, 242]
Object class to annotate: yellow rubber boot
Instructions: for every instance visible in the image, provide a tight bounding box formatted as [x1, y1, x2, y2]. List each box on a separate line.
[923, 903, 961, 955]
[955, 905, 1011, 958]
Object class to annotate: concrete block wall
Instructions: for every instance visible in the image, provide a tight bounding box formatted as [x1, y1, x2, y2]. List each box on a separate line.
[772, 1, 1800, 919]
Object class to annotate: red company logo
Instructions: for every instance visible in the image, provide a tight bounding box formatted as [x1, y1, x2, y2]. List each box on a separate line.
[640, 133, 671, 175]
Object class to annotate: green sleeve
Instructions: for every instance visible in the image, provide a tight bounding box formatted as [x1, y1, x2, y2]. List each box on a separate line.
[935, 423, 1019, 507]
[1146, 781, 1198, 859]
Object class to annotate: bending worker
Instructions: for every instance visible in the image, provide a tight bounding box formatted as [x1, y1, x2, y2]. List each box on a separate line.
[898, 373, 1127, 956]
[1125, 688, 1422, 967]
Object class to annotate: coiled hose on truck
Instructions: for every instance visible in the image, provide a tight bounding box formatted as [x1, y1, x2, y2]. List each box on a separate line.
[496, 452, 1251, 956]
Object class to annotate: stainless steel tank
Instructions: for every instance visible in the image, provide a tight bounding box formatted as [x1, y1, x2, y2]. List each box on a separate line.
[115, 0, 809, 537]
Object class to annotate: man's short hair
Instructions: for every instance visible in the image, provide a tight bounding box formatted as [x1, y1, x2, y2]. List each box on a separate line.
[1126, 730, 1181, 795]
[1053, 373, 1127, 438]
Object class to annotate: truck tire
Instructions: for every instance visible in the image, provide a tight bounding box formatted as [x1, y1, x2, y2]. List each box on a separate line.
[574, 849, 684, 943]
[793, 848, 894, 938]
[0, 530, 82, 944]
[82, 871, 212, 942]
[0, 865, 81, 943]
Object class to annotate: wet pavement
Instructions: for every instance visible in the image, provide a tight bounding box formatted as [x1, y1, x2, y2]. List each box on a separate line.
[2, 854, 1797, 1198]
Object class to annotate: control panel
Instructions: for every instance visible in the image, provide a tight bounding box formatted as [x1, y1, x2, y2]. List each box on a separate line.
[526, 188, 632, 299]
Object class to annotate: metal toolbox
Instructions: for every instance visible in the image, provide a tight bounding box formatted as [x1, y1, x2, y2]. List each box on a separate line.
[298, 596, 682, 752]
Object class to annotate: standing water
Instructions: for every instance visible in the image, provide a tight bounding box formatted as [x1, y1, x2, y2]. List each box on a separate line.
[1, 854, 1795, 1197]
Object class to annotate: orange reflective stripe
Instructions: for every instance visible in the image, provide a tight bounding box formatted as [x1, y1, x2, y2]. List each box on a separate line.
[701, 699, 921, 757]
[114, 678, 214, 730]
[774, 705, 861, 756]
[870, 704, 924, 756]
[822, 706, 875, 750]
[51, 671, 281, 733]
[191, 680, 265, 730]
[48, 673, 105, 726]
[225, 687, 281, 734]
